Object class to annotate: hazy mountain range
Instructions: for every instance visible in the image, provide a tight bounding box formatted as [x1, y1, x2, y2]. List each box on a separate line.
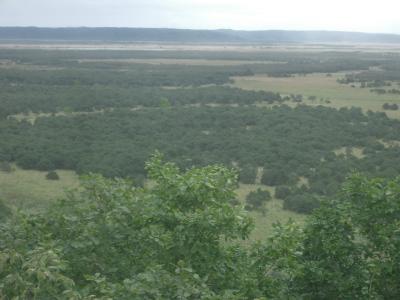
[1, 27, 400, 44]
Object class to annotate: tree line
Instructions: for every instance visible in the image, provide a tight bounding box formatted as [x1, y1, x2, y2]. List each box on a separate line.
[0, 84, 281, 119]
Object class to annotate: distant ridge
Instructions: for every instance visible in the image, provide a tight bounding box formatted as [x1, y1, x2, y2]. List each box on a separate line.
[1, 27, 400, 44]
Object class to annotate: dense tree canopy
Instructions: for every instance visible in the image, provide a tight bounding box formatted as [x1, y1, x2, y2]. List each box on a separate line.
[0, 84, 281, 119]
[1, 105, 399, 213]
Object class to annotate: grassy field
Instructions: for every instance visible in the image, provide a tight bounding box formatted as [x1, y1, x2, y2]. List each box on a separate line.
[233, 72, 400, 118]
[236, 183, 306, 241]
[0, 166, 79, 212]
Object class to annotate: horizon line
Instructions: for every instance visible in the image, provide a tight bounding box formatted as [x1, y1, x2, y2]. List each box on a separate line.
[0, 26, 399, 36]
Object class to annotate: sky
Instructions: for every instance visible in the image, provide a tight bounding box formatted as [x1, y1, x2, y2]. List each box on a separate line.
[0, 0, 399, 34]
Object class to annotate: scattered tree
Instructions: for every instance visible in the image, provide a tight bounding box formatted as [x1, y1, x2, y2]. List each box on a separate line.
[46, 170, 60, 180]
[275, 185, 291, 199]
[245, 188, 271, 212]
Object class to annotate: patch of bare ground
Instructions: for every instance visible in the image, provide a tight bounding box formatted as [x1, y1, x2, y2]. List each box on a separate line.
[334, 147, 365, 159]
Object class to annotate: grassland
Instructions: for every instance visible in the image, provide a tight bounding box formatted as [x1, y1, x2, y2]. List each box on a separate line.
[233, 72, 400, 118]
[0, 166, 79, 212]
[235, 184, 306, 241]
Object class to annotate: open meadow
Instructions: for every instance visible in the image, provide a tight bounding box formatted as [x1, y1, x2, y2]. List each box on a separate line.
[0, 166, 79, 212]
[233, 72, 400, 118]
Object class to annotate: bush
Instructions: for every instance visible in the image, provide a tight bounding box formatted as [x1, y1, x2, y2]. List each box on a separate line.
[0, 161, 12, 172]
[382, 103, 399, 110]
[283, 193, 320, 214]
[245, 188, 271, 212]
[308, 95, 317, 101]
[46, 171, 60, 180]
[275, 186, 292, 199]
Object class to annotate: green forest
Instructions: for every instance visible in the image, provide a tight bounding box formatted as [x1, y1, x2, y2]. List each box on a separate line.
[2, 105, 400, 213]
[1, 47, 400, 298]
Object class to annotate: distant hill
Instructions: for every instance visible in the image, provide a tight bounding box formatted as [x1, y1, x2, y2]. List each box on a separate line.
[1, 27, 400, 44]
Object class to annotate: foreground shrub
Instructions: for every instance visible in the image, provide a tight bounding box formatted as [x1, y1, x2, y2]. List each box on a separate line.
[0, 153, 255, 298]
[0, 199, 11, 221]
[1, 155, 399, 299]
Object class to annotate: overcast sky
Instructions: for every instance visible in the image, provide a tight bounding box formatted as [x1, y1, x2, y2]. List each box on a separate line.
[0, 0, 399, 34]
